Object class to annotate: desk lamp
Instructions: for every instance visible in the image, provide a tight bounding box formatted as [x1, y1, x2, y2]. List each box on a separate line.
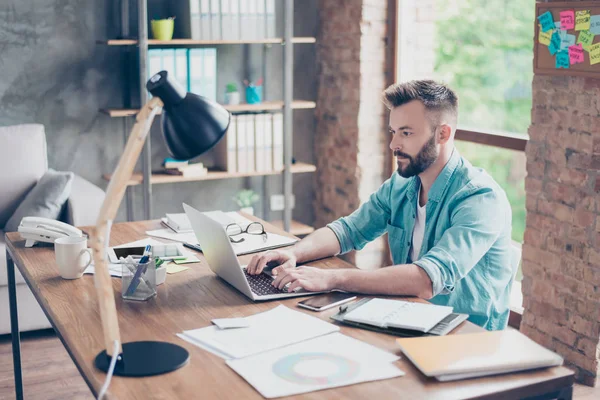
[92, 71, 230, 376]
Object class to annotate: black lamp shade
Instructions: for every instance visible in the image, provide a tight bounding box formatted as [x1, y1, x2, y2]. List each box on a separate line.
[146, 71, 231, 160]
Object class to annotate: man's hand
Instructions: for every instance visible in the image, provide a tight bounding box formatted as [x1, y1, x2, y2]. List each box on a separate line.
[271, 266, 340, 292]
[246, 249, 297, 275]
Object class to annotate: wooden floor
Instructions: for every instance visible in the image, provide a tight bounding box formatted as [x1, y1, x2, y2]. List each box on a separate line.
[0, 331, 597, 399]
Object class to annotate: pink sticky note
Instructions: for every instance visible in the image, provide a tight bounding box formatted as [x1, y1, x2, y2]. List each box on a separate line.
[569, 43, 584, 64]
[560, 10, 575, 30]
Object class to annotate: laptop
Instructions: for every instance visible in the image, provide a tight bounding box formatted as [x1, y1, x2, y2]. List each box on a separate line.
[183, 203, 326, 301]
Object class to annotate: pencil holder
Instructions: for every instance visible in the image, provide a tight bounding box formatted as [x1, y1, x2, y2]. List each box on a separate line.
[245, 86, 262, 104]
[122, 259, 157, 301]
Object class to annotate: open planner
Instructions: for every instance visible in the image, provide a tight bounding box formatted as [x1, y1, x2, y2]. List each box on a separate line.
[331, 298, 469, 337]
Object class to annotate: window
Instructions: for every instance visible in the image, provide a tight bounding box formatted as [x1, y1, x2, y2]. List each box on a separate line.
[395, 0, 532, 281]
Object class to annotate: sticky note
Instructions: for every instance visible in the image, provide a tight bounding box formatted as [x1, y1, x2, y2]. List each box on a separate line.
[555, 51, 570, 69]
[575, 10, 591, 31]
[590, 43, 600, 65]
[560, 10, 575, 30]
[577, 30, 595, 51]
[590, 15, 600, 35]
[560, 33, 576, 51]
[173, 255, 200, 264]
[166, 263, 190, 274]
[538, 11, 555, 32]
[555, 21, 562, 30]
[569, 44, 584, 64]
[549, 31, 561, 55]
[539, 28, 553, 46]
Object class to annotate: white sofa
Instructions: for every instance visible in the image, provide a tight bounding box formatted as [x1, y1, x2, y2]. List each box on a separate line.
[0, 124, 105, 334]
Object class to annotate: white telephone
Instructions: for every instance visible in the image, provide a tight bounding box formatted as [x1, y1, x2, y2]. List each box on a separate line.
[18, 217, 84, 247]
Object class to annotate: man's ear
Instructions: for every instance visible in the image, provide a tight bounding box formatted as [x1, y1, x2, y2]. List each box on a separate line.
[438, 124, 452, 144]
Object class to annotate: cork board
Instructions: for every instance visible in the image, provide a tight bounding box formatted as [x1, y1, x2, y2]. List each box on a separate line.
[534, 1, 600, 78]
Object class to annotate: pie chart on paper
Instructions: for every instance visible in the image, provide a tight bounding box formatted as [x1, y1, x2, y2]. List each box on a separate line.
[272, 352, 360, 385]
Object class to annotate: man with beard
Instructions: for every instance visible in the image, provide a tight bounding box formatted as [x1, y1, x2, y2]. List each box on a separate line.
[247, 80, 513, 330]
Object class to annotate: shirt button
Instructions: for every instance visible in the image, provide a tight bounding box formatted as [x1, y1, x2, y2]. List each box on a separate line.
[413, 214, 416, 218]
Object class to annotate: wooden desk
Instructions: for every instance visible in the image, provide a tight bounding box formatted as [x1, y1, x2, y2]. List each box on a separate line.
[5, 218, 574, 399]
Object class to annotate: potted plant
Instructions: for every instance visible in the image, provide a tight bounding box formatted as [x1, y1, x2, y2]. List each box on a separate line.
[233, 189, 259, 215]
[225, 83, 240, 105]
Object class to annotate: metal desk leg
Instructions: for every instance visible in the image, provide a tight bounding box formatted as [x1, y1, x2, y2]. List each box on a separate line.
[7, 250, 23, 400]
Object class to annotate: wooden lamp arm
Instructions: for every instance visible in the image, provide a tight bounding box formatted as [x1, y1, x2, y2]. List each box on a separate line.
[89, 97, 163, 356]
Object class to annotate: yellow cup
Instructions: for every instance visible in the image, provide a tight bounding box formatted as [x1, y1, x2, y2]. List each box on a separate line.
[151, 19, 174, 41]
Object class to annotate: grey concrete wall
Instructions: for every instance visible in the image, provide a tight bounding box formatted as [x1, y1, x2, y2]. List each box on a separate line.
[0, 0, 318, 226]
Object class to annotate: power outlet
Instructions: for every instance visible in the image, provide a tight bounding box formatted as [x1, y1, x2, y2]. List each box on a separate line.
[270, 194, 295, 211]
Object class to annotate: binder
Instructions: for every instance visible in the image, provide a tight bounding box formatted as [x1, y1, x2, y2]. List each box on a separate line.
[236, 114, 248, 172]
[202, 48, 217, 101]
[227, 115, 238, 172]
[200, 0, 211, 39]
[255, 113, 266, 172]
[189, 48, 204, 96]
[190, 0, 201, 39]
[210, 0, 221, 40]
[273, 113, 284, 171]
[266, 0, 276, 38]
[256, 0, 266, 40]
[330, 298, 468, 338]
[263, 113, 273, 171]
[148, 49, 163, 81]
[246, 114, 256, 172]
[240, 0, 251, 40]
[174, 49, 189, 91]
[396, 329, 564, 381]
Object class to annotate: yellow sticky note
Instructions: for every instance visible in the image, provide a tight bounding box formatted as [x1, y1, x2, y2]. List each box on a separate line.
[577, 30, 595, 51]
[539, 28, 553, 46]
[575, 10, 591, 31]
[166, 263, 190, 274]
[589, 43, 600, 65]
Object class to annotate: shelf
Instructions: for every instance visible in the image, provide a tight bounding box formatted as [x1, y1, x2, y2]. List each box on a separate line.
[97, 37, 316, 46]
[103, 163, 317, 186]
[270, 220, 315, 236]
[100, 101, 316, 117]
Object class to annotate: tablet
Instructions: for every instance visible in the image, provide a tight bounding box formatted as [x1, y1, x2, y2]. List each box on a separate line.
[107, 243, 186, 263]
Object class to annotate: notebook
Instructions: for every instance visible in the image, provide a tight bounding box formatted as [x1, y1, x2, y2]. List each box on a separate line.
[330, 298, 468, 337]
[342, 298, 454, 333]
[396, 330, 564, 381]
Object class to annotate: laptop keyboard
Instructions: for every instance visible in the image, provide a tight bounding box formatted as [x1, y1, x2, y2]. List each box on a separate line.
[242, 269, 287, 296]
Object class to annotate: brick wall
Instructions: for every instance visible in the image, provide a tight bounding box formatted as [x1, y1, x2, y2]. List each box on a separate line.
[522, 70, 600, 385]
[314, 0, 392, 267]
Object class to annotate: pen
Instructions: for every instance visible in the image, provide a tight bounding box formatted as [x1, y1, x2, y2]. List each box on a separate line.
[125, 245, 152, 296]
[183, 242, 202, 252]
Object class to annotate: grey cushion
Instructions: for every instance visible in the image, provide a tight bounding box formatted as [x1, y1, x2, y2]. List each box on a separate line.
[4, 169, 74, 232]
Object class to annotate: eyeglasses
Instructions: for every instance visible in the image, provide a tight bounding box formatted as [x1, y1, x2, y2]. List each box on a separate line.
[225, 222, 268, 243]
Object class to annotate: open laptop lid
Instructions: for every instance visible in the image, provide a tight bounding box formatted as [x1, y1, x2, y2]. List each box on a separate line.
[183, 203, 254, 299]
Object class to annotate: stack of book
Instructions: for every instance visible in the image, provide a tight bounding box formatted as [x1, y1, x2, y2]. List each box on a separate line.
[162, 213, 194, 233]
[159, 158, 208, 178]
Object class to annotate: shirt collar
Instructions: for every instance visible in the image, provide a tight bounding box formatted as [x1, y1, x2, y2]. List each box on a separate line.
[404, 148, 460, 203]
[428, 148, 460, 202]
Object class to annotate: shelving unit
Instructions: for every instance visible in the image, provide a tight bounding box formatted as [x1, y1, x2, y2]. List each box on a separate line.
[102, 162, 316, 186]
[99, 100, 316, 117]
[100, 0, 312, 233]
[97, 37, 316, 46]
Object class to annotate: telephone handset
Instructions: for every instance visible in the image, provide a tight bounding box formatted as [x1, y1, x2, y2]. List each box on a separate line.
[18, 216, 84, 247]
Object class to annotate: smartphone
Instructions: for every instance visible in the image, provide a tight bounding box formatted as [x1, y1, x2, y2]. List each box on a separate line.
[297, 293, 357, 312]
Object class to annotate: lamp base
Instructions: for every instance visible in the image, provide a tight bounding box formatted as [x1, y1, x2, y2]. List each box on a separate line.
[95, 341, 189, 377]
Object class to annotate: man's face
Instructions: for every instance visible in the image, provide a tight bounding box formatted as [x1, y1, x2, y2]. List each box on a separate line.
[388, 100, 439, 178]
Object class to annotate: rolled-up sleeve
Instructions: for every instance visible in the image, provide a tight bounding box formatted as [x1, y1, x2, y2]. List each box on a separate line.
[413, 186, 508, 297]
[327, 176, 393, 255]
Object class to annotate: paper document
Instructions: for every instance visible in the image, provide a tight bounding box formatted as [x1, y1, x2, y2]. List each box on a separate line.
[147, 210, 298, 255]
[227, 332, 404, 398]
[179, 305, 339, 359]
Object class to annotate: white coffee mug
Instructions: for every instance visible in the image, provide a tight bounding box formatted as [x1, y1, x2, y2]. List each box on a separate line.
[54, 236, 93, 279]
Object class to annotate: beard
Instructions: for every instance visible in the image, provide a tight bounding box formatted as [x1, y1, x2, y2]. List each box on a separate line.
[395, 133, 439, 178]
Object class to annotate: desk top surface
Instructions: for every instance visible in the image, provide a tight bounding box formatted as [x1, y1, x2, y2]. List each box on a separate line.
[5, 216, 573, 400]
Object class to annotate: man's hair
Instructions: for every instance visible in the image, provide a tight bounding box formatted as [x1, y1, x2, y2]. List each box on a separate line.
[382, 80, 459, 128]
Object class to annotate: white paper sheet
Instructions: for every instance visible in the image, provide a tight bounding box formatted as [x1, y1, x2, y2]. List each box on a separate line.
[226, 332, 404, 398]
[180, 305, 339, 359]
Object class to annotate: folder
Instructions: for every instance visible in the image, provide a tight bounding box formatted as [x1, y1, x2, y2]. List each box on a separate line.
[236, 114, 248, 172]
[396, 330, 563, 381]
[200, 0, 211, 39]
[254, 113, 266, 172]
[174, 49, 189, 91]
[190, 0, 201, 39]
[246, 114, 256, 172]
[227, 115, 238, 172]
[272, 113, 284, 171]
[266, 0, 276, 37]
[210, 0, 221, 40]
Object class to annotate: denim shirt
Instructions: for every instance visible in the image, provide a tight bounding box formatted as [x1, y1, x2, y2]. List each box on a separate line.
[327, 150, 513, 330]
